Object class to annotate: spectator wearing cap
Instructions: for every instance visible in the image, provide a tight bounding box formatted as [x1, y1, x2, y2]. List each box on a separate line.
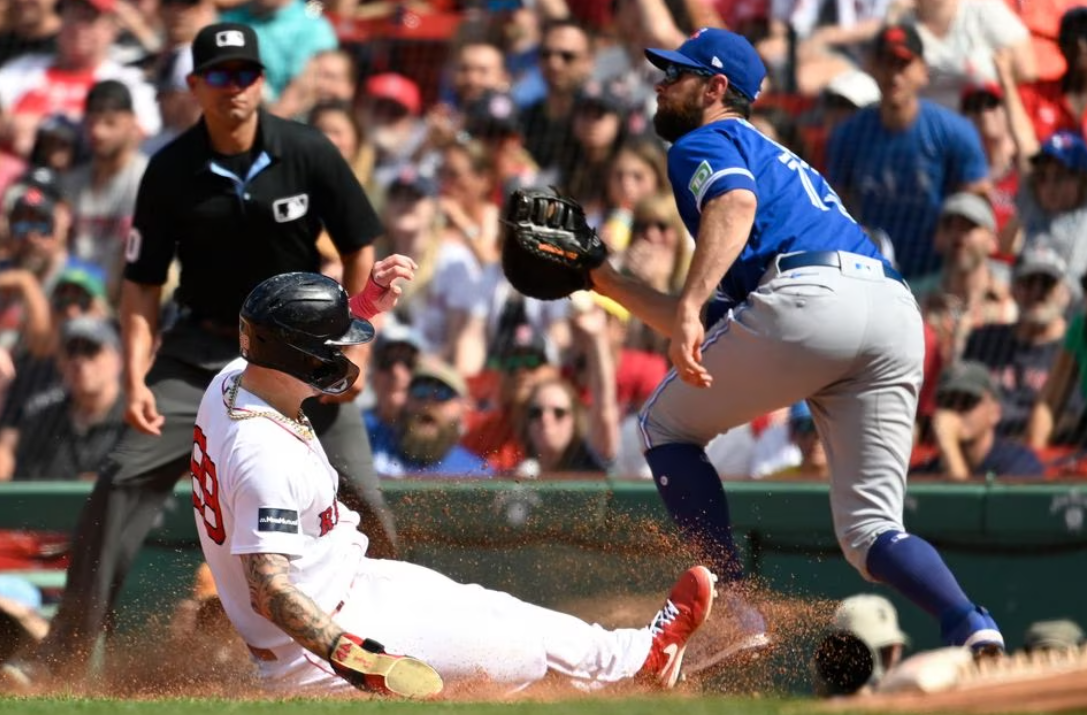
[144, 47, 201, 156]
[915, 360, 1044, 479]
[1023, 618, 1085, 653]
[220, 0, 338, 102]
[963, 247, 1069, 439]
[522, 18, 595, 173]
[812, 594, 909, 696]
[561, 81, 631, 216]
[827, 24, 991, 279]
[0, 263, 107, 480]
[0, 0, 159, 158]
[363, 322, 422, 442]
[800, 69, 880, 174]
[5, 316, 124, 481]
[29, 114, 81, 172]
[0, 0, 60, 69]
[61, 80, 149, 303]
[0, 189, 67, 356]
[360, 73, 427, 192]
[959, 80, 1020, 240]
[462, 91, 543, 202]
[464, 325, 560, 473]
[1017, 7, 1087, 148]
[1014, 131, 1087, 288]
[914, 192, 1016, 364]
[900, 0, 1035, 111]
[370, 358, 491, 478]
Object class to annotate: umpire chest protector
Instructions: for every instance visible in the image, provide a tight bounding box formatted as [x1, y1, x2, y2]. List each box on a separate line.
[124, 109, 381, 327]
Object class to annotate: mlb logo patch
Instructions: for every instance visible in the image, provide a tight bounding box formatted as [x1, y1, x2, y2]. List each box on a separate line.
[216, 30, 245, 47]
[273, 193, 309, 223]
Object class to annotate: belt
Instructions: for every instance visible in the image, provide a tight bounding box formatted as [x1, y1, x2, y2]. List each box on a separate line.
[777, 250, 906, 285]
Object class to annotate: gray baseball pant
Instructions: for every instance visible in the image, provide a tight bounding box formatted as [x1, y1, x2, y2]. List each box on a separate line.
[639, 255, 924, 576]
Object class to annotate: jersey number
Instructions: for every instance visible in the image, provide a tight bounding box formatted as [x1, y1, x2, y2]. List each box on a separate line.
[776, 152, 854, 222]
[191, 426, 225, 545]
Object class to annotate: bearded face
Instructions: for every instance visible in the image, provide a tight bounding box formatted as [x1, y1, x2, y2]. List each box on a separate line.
[396, 403, 462, 466]
[653, 77, 707, 144]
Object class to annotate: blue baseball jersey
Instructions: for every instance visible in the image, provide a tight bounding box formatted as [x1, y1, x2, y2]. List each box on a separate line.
[668, 118, 880, 309]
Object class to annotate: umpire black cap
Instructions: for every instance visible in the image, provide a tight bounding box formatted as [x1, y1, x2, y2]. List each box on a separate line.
[192, 23, 264, 74]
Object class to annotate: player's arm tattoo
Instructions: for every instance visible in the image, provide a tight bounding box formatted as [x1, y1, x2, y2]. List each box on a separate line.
[241, 553, 344, 658]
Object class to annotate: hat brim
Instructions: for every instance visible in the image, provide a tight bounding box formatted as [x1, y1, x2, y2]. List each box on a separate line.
[644, 48, 708, 72]
[326, 318, 375, 347]
[192, 54, 265, 74]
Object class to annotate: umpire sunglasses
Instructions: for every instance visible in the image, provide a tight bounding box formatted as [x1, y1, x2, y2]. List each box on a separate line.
[201, 66, 262, 89]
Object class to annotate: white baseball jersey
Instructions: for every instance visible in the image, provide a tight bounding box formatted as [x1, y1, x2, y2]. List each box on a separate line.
[191, 359, 368, 653]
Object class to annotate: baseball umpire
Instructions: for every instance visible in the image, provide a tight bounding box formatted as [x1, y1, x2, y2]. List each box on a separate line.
[193, 270, 714, 696]
[499, 27, 1004, 671]
[7, 22, 398, 683]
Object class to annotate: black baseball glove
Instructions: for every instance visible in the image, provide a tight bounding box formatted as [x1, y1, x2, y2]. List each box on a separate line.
[501, 188, 609, 300]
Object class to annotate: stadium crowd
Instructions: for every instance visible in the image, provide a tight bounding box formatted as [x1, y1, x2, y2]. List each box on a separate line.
[0, 0, 1084, 482]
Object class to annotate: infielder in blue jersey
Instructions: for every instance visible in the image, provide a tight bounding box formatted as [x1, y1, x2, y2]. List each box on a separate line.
[587, 27, 1005, 668]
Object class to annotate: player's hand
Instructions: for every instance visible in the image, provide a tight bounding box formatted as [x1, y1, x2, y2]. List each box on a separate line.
[370, 254, 417, 314]
[670, 308, 712, 388]
[125, 382, 164, 436]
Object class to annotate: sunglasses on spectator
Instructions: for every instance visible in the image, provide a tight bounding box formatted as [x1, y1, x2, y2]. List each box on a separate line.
[540, 48, 580, 63]
[11, 220, 53, 237]
[376, 345, 418, 371]
[661, 64, 716, 86]
[53, 290, 93, 313]
[499, 353, 545, 373]
[528, 405, 570, 421]
[201, 67, 262, 89]
[64, 338, 104, 359]
[633, 219, 670, 233]
[935, 391, 983, 412]
[409, 378, 458, 403]
[962, 94, 1001, 114]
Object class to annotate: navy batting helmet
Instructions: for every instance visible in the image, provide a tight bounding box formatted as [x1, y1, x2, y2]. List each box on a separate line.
[239, 272, 374, 394]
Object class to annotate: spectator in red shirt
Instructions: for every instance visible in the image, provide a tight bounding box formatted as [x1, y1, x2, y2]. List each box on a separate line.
[1018, 7, 1087, 143]
[960, 81, 1020, 242]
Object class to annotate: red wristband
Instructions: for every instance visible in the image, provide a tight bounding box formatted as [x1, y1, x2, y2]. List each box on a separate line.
[349, 277, 386, 320]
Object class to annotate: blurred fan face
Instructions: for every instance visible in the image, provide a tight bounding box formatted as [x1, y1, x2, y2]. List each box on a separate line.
[9, 208, 59, 273]
[526, 383, 575, 455]
[453, 44, 507, 104]
[85, 109, 136, 160]
[312, 52, 355, 103]
[372, 342, 418, 416]
[13, 0, 54, 31]
[607, 150, 660, 208]
[1032, 159, 1087, 214]
[59, 0, 116, 68]
[936, 390, 999, 441]
[1013, 272, 1067, 326]
[397, 379, 463, 465]
[437, 147, 490, 204]
[573, 103, 620, 151]
[934, 214, 993, 272]
[383, 192, 436, 252]
[538, 26, 592, 93]
[869, 53, 927, 107]
[961, 93, 1007, 142]
[161, 0, 211, 44]
[312, 109, 359, 162]
[61, 337, 120, 400]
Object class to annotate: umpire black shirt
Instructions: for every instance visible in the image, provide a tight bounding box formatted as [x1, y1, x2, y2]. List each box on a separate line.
[125, 109, 382, 328]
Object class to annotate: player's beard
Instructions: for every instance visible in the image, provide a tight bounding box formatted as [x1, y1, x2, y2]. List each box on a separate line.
[397, 411, 462, 466]
[653, 94, 703, 144]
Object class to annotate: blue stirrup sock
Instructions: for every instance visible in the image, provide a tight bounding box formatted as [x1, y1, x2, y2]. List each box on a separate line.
[865, 530, 979, 632]
[644, 443, 744, 581]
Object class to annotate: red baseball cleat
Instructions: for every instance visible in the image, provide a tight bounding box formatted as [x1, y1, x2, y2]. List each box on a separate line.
[640, 565, 717, 688]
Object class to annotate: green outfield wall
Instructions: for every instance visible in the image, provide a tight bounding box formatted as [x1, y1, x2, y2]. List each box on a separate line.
[1, 478, 1085, 656]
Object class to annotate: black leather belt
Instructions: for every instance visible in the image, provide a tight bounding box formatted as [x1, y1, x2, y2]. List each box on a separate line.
[777, 250, 906, 285]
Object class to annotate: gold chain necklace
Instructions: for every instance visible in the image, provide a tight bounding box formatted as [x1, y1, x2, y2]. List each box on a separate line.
[225, 375, 315, 441]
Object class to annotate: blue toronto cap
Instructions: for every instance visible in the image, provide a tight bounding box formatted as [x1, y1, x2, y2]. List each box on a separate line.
[645, 27, 766, 101]
[1033, 130, 1087, 174]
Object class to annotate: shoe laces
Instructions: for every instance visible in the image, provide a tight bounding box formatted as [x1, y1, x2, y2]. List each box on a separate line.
[649, 599, 681, 637]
